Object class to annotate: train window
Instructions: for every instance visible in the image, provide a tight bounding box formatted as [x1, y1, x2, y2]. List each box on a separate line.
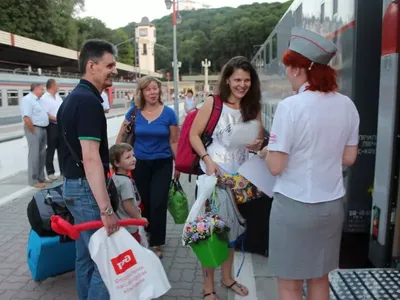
[333, 0, 338, 15]
[272, 34, 278, 60]
[320, 3, 325, 22]
[23, 90, 30, 97]
[59, 90, 66, 99]
[294, 4, 303, 26]
[7, 90, 19, 106]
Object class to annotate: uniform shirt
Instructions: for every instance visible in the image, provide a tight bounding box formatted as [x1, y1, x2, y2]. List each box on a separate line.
[57, 79, 109, 178]
[112, 173, 141, 233]
[41, 91, 63, 123]
[20, 92, 49, 127]
[101, 91, 110, 111]
[267, 83, 360, 204]
[124, 106, 178, 160]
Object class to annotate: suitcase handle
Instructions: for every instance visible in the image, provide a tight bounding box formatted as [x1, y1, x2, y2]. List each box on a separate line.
[50, 215, 148, 240]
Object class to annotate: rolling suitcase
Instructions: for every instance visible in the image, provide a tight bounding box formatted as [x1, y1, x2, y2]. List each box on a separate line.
[27, 229, 76, 281]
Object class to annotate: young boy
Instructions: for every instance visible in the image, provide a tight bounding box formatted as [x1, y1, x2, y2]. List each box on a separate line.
[109, 143, 146, 243]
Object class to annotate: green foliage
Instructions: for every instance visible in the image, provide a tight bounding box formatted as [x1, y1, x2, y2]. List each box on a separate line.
[118, 1, 292, 74]
[0, 0, 292, 73]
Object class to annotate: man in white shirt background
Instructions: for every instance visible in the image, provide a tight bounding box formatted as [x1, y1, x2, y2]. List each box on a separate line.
[20, 83, 50, 188]
[41, 79, 63, 180]
[101, 88, 110, 113]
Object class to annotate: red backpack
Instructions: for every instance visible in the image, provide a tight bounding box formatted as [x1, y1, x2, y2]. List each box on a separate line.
[175, 94, 223, 176]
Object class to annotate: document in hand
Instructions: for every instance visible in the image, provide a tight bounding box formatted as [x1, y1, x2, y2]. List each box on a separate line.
[238, 156, 276, 198]
[225, 119, 259, 150]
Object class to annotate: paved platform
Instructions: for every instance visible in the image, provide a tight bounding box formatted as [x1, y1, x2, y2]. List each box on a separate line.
[0, 107, 128, 143]
[0, 175, 277, 300]
[0, 127, 278, 300]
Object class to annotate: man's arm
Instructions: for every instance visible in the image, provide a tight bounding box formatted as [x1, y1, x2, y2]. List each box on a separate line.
[48, 114, 57, 123]
[23, 116, 35, 133]
[21, 98, 34, 133]
[77, 99, 118, 235]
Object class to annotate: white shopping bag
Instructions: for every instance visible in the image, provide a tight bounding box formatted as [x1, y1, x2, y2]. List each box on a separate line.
[138, 226, 149, 248]
[89, 227, 171, 300]
[182, 174, 217, 245]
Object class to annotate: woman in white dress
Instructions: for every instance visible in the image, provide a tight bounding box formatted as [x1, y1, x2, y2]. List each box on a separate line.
[190, 56, 265, 300]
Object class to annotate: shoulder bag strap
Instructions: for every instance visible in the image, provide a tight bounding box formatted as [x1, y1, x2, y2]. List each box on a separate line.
[62, 133, 83, 169]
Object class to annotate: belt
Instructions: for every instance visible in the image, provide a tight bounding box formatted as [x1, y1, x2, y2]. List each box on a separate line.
[33, 125, 47, 128]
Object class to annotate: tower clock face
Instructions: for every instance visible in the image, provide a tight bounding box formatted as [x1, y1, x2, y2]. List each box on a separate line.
[139, 28, 148, 37]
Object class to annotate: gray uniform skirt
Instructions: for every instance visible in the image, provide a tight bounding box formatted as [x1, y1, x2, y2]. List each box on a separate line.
[268, 193, 344, 280]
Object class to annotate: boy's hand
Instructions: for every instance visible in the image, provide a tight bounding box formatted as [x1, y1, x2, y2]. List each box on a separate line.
[141, 217, 149, 227]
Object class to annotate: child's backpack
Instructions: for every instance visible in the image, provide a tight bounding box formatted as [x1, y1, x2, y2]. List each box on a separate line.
[175, 94, 223, 177]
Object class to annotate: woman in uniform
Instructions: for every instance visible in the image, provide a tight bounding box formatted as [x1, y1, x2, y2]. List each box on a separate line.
[263, 27, 360, 300]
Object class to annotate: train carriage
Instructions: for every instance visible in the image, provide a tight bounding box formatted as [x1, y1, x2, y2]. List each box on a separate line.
[253, 0, 400, 298]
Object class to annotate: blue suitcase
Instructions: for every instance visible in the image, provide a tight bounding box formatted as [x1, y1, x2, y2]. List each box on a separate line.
[27, 229, 76, 281]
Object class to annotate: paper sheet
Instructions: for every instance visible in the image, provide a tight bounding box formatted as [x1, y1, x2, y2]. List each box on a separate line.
[238, 155, 276, 198]
[226, 120, 259, 150]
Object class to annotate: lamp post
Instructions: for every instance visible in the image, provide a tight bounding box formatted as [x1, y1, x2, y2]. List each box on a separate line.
[201, 59, 211, 94]
[164, 0, 182, 120]
[172, 61, 182, 81]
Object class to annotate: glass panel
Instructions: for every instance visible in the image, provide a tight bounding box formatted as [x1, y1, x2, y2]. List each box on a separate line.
[7, 90, 19, 106]
[272, 35, 278, 60]
[23, 90, 30, 97]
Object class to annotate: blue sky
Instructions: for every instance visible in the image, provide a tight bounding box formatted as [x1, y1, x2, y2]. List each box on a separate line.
[78, 0, 286, 29]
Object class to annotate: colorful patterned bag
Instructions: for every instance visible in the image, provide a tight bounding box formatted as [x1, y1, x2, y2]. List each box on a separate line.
[218, 173, 263, 204]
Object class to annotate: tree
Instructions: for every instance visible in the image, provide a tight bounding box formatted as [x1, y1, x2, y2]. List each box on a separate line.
[111, 29, 134, 65]
[0, 0, 82, 48]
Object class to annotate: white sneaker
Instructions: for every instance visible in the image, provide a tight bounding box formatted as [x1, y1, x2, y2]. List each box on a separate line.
[48, 174, 58, 181]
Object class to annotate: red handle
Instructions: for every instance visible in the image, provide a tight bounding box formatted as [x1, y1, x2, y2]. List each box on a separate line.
[50, 215, 148, 240]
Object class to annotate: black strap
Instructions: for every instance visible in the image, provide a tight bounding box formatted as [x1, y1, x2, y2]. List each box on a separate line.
[62, 133, 83, 169]
[125, 106, 138, 143]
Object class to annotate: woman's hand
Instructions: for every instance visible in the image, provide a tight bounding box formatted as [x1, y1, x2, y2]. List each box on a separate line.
[259, 147, 269, 159]
[173, 169, 181, 180]
[247, 138, 263, 151]
[204, 157, 221, 176]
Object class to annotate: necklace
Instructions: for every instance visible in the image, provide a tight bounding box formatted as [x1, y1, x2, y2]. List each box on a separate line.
[144, 105, 161, 114]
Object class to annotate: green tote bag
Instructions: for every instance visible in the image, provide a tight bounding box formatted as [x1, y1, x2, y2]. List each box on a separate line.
[168, 180, 189, 224]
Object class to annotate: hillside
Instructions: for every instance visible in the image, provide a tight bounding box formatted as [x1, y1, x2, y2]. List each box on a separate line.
[118, 1, 292, 74]
[0, 0, 292, 75]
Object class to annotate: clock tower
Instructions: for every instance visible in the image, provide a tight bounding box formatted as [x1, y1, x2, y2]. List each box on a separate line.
[135, 17, 156, 74]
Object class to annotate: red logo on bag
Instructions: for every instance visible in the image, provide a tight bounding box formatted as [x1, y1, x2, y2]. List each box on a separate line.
[111, 250, 137, 275]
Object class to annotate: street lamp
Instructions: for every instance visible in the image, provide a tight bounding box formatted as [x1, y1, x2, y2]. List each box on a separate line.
[201, 59, 211, 93]
[164, 0, 182, 120]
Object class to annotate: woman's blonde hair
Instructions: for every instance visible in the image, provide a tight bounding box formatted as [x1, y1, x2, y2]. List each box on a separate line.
[135, 76, 163, 109]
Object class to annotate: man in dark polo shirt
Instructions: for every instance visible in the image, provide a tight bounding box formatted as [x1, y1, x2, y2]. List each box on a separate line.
[57, 39, 119, 300]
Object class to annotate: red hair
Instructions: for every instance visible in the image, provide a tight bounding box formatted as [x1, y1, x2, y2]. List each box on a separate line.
[282, 49, 338, 93]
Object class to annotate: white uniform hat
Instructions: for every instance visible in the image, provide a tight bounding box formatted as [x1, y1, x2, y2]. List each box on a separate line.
[289, 27, 337, 65]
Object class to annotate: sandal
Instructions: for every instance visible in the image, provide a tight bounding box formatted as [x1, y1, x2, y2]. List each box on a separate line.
[221, 280, 248, 296]
[204, 292, 218, 299]
[151, 246, 163, 259]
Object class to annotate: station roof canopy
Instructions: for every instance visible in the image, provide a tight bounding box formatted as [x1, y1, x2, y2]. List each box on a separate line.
[0, 30, 162, 78]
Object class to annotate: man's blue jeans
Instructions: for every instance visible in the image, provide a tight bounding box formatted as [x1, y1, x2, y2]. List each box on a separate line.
[63, 178, 109, 300]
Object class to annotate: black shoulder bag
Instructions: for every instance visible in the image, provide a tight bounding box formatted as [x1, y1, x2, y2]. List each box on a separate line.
[121, 106, 138, 145]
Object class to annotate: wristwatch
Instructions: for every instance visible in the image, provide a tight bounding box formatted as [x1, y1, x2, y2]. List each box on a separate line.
[101, 206, 114, 216]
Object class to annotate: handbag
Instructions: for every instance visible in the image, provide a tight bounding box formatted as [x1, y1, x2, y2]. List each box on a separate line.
[121, 106, 138, 145]
[168, 179, 189, 224]
[217, 172, 263, 204]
